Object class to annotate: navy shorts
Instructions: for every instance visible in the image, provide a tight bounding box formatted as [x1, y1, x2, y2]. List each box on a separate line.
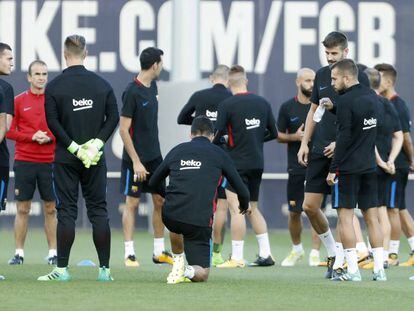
[227, 169, 263, 201]
[305, 154, 332, 195]
[287, 173, 305, 213]
[388, 169, 408, 210]
[0, 165, 9, 210]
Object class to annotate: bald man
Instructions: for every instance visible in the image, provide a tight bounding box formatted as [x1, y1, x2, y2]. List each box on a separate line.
[277, 68, 323, 266]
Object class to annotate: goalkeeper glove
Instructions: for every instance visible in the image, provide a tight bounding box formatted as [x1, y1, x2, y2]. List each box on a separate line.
[80, 139, 104, 168]
[67, 141, 92, 168]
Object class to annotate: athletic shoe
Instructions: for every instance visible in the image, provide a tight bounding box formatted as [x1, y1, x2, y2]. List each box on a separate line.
[97, 267, 113, 282]
[318, 261, 328, 267]
[48, 256, 58, 266]
[325, 256, 335, 279]
[8, 254, 23, 265]
[0, 275, 4, 280]
[167, 263, 185, 284]
[357, 253, 372, 267]
[249, 255, 275, 267]
[216, 258, 246, 268]
[399, 251, 414, 267]
[331, 267, 346, 279]
[332, 270, 362, 282]
[37, 267, 71, 281]
[361, 261, 374, 270]
[409, 275, 414, 280]
[125, 255, 140, 267]
[309, 253, 321, 267]
[153, 251, 173, 265]
[357, 251, 370, 262]
[212, 252, 225, 266]
[372, 269, 387, 281]
[281, 250, 304, 267]
[383, 261, 389, 269]
[167, 275, 191, 284]
[388, 253, 399, 266]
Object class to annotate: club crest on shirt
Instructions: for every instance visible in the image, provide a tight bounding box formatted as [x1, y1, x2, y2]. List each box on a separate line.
[131, 185, 138, 193]
[15, 189, 19, 196]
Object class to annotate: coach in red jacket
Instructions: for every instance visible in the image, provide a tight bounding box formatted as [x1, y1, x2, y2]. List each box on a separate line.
[6, 60, 57, 266]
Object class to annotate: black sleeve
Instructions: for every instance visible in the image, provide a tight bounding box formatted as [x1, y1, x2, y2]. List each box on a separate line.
[213, 103, 228, 144]
[97, 87, 119, 142]
[148, 152, 172, 188]
[3, 84, 14, 115]
[0, 89, 5, 113]
[330, 100, 353, 173]
[310, 72, 320, 105]
[389, 104, 402, 132]
[264, 103, 278, 142]
[45, 85, 73, 148]
[221, 152, 250, 211]
[177, 93, 197, 125]
[276, 103, 288, 133]
[395, 102, 411, 133]
[121, 89, 137, 118]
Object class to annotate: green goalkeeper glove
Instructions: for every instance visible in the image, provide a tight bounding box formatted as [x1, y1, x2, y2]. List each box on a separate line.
[80, 139, 104, 168]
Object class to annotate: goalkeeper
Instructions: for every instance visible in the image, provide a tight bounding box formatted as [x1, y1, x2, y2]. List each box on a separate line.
[38, 35, 119, 282]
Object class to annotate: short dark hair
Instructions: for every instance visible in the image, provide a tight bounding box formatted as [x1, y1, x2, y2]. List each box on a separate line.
[374, 63, 397, 85]
[191, 116, 214, 137]
[64, 35, 86, 56]
[28, 60, 47, 75]
[0, 42, 12, 54]
[140, 47, 164, 70]
[229, 65, 245, 75]
[331, 58, 358, 77]
[364, 68, 381, 90]
[322, 31, 348, 50]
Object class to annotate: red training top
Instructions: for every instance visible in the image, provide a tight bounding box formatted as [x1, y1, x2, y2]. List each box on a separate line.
[6, 90, 55, 163]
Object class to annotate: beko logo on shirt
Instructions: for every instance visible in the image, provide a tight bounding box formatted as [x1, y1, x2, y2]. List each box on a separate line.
[363, 117, 377, 130]
[245, 118, 260, 129]
[206, 109, 217, 121]
[180, 159, 202, 170]
[72, 98, 93, 111]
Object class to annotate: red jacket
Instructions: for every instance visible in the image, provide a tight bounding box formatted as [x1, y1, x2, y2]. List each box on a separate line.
[6, 90, 55, 163]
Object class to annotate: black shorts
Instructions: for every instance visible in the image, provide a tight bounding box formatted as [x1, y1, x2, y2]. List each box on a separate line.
[13, 161, 55, 201]
[163, 215, 212, 268]
[0, 165, 9, 210]
[227, 169, 263, 201]
[332, 172, 378, 210]
[217, 177, 227, 199]
[287, 174, 305, 213]
[389, 169, 408, 210]
[305, 154, 332, 194]
[120, 157, 166, 198]
[376, 168, 391, 207]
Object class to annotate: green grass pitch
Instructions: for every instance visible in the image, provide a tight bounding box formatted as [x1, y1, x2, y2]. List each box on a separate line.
[0, 229, 413, 310]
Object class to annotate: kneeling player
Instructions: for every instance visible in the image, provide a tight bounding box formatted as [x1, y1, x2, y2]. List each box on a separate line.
[149, 116, 249, 283]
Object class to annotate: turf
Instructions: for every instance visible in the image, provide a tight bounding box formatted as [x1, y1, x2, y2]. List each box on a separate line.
[0, 229, 412, 310]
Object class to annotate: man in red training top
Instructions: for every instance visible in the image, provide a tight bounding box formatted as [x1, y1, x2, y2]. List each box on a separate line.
[6, 60, 57, 265]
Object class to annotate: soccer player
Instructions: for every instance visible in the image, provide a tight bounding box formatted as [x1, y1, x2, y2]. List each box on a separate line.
[119, 47, 172, 267]
[149, 116, 250, 284]
[214, 65, 278, 267]
[277, 68, 323, 266]
[177, 65, 232, 266]
[38, 35, 119, 281]
[327, 59, 385, 281]
[6, 60, 57, 265]
[297, 32, 370, 278]
[361, 68, 402, 270]
[375, 63, 414, 266]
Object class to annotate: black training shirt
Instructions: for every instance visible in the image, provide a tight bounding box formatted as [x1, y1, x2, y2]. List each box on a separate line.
[0, 79, 14, 167]
[375, 95, 401, 162]
[277, 96, 310, 174]
[310, 66, 370, 156]
[149, 136, 250, 227]
[45, 65, 119, 164]
[121, 78, 161, 163]
[214, 92, 278, 170]
[177, 83, 232, 126]
[390, 95, 411, 170]
[330, 84, 378, 174]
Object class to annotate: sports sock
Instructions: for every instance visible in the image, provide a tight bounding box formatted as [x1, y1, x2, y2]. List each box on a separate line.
[344, 248, 359, 274]
[48, 249, 57, 258]
[372, 247, 384, 273]
[309, 249, 320, 257]
[292, 243, 304, 253]
[407, 236, 414, 252]
[389, 240, 400, 254]
[184, 266, 195, 279]
[256, 233, 271, 258]
[318, 230, 336, 257]
[124, 241, 135, 259]
[333, 243, 344, 269]
[356, 241, 369, 254]
[153, 238, 165, 256]
[231, 240, 244, 261]
[383, 249, 389, 260]
[15, 249, 24, 257]
[213, 243, 223, 253]
[172, 252, 185, 270]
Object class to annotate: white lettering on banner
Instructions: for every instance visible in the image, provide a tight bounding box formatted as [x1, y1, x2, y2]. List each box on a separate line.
[119, 0, 155, 73]
[319, 1, 356, 66]
[0, 1, 16, 69]
[62, 1, 98, 71]
[180, 159, 202, 170]
[200, 1, 254, 72]
[284, 1, 318, 72]
[21, 0, 60, 71]
[358, 2, 396, 67]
